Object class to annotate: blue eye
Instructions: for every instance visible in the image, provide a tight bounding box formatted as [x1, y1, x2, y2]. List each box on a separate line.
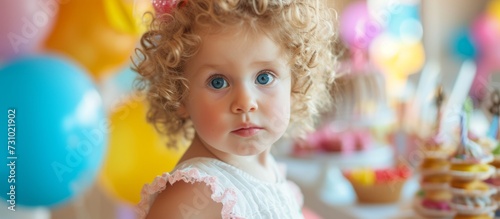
[209, 77, 228, 89]
[256, 72, 274, 85]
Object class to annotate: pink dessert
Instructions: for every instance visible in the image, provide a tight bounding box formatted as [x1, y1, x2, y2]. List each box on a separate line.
[293, 126, 372, 156]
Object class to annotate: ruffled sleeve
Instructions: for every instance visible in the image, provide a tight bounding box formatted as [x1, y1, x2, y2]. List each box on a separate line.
[136, 168, 242, 219]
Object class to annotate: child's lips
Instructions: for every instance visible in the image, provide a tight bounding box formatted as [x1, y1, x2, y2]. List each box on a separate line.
[231, 127, 263, 137]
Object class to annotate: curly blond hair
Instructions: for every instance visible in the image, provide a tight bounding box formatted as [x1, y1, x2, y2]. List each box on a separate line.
[134, 0, 338, 147]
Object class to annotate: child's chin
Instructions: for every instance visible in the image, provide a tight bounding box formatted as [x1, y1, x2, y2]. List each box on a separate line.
[233, 145, 270, 156]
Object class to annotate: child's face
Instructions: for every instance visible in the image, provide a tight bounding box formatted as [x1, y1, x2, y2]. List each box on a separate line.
[181, 27, 292, 156]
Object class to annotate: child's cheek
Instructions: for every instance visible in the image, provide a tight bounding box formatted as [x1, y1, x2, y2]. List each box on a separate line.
[267, 98, 291, 133]
[195, 106, 224, 135]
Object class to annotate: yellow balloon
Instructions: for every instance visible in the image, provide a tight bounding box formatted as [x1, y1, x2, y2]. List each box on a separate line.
[100, 96, 187, 204]
[487, 0, 500, 22]
[43, 0, 139, 81]
[370, 34, 425, 78]
[103, 0, 152, 35]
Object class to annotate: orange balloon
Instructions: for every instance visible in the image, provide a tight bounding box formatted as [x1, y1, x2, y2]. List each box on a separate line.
[100, 95, 187, 204]
[43, 0, 138, 81]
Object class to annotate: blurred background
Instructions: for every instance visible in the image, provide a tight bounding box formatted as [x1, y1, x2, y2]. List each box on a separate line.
[1, 0, 500, 218]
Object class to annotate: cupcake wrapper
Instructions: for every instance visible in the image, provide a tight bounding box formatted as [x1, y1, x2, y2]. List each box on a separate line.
[350, 180, 405, 204]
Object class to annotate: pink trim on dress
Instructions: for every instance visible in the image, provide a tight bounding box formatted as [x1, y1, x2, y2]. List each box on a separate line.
[136, 168, 243, 219]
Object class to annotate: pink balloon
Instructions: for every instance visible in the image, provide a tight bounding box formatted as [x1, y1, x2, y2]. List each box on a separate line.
[471, 14, 500, 57]
[470, 14, 500, 103]
[0, 0, 59, 61]
[339, 1, 382, 51]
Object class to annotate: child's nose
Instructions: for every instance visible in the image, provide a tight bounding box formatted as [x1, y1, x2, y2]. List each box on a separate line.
[231, 85, 258, 113]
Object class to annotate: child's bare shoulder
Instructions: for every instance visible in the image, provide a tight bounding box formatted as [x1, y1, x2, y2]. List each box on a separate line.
[145, 181, 223, 219]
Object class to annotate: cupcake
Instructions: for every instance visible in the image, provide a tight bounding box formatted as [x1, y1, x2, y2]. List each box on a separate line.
[414, 189, 455, 218]
[343, 166, 410, 204]
[449, 137, 494, 181]
[449, 112, 497, 219]
[415, 131, 456, 217]
[415, 134, 455, 218]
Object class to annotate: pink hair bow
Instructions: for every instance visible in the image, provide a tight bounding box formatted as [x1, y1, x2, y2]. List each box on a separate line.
[152, 0, 187, 15]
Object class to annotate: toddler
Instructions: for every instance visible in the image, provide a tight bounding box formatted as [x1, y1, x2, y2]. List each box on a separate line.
[134, 0, 337, 218]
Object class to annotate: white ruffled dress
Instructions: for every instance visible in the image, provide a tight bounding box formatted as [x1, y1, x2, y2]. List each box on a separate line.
[136, 157, 304, 219]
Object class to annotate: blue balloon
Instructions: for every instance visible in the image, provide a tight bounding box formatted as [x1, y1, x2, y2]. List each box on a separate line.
[387, 4, 421, 38]
[114, 64, 137, 94]
[452, 28, 477, 59]
[0, 55, 108, 208]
